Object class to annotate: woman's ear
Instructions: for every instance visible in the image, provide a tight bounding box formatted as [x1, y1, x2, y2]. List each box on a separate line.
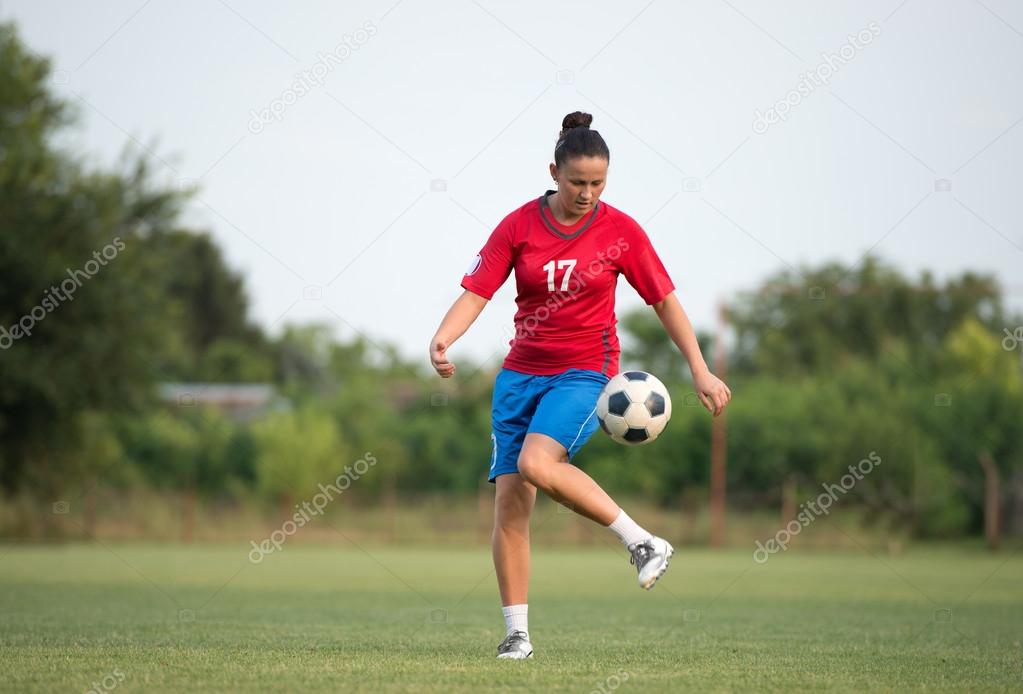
[549, 162, 558, 182]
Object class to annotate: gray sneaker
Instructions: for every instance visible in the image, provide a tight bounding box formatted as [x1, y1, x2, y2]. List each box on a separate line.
[629, 536, 674, 590]
[496, 630, 533, 660]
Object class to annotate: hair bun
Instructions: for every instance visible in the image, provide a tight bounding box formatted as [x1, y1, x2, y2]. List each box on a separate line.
[559, 111, 593, 138]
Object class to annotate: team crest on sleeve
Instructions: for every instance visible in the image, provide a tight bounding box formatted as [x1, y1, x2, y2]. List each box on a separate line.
[466, 253, 482, 276]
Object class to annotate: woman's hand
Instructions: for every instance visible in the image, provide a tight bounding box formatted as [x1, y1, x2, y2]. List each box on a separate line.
[429, 290, 489, 379]
[430, 338, 455, 378]
[693, 367, 731, 417]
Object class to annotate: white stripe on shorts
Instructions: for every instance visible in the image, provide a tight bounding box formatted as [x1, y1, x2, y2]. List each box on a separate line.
[567, 407, 597, 454]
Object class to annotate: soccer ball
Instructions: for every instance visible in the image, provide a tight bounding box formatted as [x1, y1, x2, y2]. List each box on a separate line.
[596, 371, 672, 445]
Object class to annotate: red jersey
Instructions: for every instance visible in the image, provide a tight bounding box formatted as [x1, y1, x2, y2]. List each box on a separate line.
[461, 190, 675, 377]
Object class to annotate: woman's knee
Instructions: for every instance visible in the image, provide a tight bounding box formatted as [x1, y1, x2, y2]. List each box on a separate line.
[516, 434, 569, 487]
[517, 449, 554, 488]
[494, 475, 535, 525]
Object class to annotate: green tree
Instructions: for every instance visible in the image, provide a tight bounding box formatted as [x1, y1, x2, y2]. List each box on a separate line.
[0, 23, 184, 494]
[923, 318, 1023, 537]
[726, 257, 1003, 376]
[253, 409, 350, 507]
[0, 22, 276, 499]
[150, 230, 271, 380]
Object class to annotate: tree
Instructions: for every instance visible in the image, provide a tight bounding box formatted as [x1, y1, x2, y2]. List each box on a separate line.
[924, 318, 1023, 544]
[150, 230, 271, 380]
[0, 22, 277, 498]
[0, 23, 186, 494]
[726, 257, 1003, 377]
[253, 410, 350, 510]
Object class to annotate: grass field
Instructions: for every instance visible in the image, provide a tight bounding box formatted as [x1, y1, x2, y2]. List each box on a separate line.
[1, 541, 1021, 692]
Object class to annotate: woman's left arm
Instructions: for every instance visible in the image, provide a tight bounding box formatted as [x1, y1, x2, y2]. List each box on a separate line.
[651, 292, 732, 417]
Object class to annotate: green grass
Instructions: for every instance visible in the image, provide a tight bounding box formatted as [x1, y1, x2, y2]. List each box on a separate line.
[1, 541, 1021, 692]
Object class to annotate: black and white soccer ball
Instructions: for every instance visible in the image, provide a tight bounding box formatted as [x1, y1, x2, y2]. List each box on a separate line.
[596, 371, 672, 445]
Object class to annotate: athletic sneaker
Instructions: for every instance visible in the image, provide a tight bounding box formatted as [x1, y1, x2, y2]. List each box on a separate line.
[629, 536, 674, 590]
[496, 630, 533, 660]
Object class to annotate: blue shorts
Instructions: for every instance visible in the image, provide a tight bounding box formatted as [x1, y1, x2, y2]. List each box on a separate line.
[488, 367, 609, 483]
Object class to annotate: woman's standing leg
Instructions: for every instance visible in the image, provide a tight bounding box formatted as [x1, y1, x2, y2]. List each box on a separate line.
[493, 472, 536, 659]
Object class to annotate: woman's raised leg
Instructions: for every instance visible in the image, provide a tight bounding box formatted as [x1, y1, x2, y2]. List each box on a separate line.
[515, 432, 618, 524]
[516, 432, 675, 590]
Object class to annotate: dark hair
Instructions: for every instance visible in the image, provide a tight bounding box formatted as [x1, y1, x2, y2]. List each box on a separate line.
[554, 111, 609, 167]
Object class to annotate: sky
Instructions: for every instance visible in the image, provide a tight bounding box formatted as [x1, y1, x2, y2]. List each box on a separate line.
[4, 0, 1023, 368]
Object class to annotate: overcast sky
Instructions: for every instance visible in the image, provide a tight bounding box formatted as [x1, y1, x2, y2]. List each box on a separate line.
[4, 0, 1022, 367]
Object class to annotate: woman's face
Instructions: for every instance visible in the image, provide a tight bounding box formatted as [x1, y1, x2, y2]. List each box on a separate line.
[550, 156, 608, 215]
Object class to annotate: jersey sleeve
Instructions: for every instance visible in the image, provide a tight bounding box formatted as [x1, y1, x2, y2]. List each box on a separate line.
[460, 213, 516, 300]
[617, 213, 675, 305]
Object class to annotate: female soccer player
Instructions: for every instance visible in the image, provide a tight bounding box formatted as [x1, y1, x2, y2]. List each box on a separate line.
[429, 111, 731, 660]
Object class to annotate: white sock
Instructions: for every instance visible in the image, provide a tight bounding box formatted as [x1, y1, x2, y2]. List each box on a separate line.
[607, 508, 652, 548]
[502, 604, 528, 637]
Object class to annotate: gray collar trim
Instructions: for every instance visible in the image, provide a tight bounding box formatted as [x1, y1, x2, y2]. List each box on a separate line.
[538, 190, 601, 240]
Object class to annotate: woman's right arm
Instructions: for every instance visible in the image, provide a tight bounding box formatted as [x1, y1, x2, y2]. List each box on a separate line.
[429, 289, 489, 378]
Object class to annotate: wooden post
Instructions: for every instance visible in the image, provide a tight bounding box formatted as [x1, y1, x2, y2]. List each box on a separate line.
[680, 488, 699, 544]
[978, 451, 1000, 551]
[383, 475, 398, 543]
[83, 484, 97, 537]
[709, 301, 728, 547]
[181, 488, 195, 543]
[781, 475, 797, 528]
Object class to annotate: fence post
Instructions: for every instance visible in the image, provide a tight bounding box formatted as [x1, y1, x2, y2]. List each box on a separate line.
[978, 451, 1000, 551]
